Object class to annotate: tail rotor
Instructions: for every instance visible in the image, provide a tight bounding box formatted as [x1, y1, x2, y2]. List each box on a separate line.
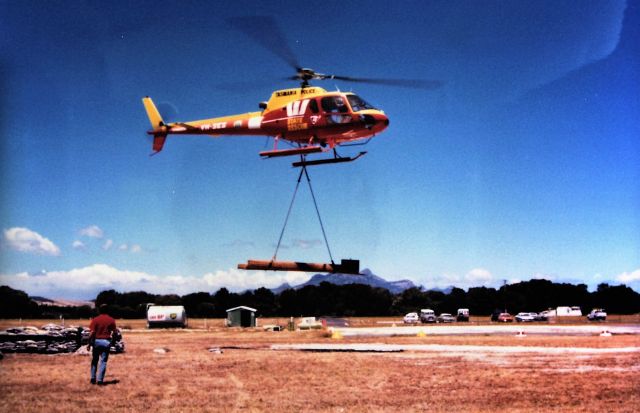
[142, 97, 170, 155]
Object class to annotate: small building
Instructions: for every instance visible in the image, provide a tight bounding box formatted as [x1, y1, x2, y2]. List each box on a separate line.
[226, 306, 257, 327]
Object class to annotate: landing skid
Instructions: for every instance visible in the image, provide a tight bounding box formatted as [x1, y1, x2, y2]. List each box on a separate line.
[260, 146, 323, 158]
[259, 145, 366, 167]
[292, 151, 367, 167]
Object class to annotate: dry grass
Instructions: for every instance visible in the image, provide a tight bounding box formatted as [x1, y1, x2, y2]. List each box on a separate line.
[3, 314, 640, 331]
[1, 318, 639, 412]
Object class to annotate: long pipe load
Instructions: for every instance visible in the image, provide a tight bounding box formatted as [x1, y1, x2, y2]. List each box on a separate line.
[238, 259, 360, 275]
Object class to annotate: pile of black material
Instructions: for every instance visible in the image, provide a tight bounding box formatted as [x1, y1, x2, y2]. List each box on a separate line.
[109, 329, 125, 353]
[0, 324, 125, 354]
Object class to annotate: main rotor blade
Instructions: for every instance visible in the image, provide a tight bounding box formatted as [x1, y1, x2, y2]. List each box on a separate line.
[156, 102, 179, 122]
[226, 16, 300, 70]
[329, 75, 444, 89]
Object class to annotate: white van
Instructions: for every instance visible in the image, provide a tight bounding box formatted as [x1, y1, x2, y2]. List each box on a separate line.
[419, 309, 436, 323]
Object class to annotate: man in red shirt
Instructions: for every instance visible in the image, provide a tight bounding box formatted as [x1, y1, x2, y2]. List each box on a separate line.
[88, 304, 117, 385]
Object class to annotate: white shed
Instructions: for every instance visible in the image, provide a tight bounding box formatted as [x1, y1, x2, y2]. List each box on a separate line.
[226, 306, 257, 327]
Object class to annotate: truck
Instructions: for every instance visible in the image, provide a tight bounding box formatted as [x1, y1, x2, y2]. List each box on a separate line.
[554, 306, 583, 317]
[456, 308, 470, 322]
[540, 306, 583, 318]
[297, 317, 323, 330]
[587, 308, 607, 321]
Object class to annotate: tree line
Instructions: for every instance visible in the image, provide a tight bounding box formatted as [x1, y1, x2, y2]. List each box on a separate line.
[1, 279, 639, 319]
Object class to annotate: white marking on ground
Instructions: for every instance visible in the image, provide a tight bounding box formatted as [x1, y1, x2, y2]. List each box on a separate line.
[329, 324, 640, 337]
[391, 350, 640, 372]
[271, 343, 640, 354]
[543, 365, 640, 373]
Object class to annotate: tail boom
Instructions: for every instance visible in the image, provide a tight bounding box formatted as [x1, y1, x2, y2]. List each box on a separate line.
[142, 96, 267, 155]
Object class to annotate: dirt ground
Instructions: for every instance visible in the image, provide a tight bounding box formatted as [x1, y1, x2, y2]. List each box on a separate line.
[1, 318, 639, 412]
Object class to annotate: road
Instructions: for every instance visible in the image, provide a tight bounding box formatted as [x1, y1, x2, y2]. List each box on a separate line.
[330, 323, 640, 337]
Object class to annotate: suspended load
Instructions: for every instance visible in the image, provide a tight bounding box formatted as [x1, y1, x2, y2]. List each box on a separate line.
[238, 259, 360, 275]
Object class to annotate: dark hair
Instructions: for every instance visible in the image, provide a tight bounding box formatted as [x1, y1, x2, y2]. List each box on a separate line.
[98, 304, 109, 314]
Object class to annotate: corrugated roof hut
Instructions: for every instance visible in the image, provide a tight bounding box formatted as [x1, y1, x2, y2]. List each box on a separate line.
[226, 306, 257, 327]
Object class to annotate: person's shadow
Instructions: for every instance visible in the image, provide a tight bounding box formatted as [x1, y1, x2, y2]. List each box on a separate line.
[99, 379, 120, 386]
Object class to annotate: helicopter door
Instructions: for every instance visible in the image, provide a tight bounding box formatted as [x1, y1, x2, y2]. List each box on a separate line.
[321, 96, 352, 124]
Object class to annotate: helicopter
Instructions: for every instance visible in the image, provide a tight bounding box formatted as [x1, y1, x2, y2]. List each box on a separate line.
[143, 16, 439, 166]
[143, 78, 388, 166]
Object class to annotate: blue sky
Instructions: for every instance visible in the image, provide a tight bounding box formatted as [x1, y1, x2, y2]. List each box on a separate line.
[1, 0, 638, 299]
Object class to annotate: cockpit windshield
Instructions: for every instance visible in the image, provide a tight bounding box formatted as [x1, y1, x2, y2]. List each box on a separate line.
[346, 95, 376, 112]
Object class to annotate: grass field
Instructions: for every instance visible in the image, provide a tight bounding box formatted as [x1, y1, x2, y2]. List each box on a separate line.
[1, 318, 639, 412]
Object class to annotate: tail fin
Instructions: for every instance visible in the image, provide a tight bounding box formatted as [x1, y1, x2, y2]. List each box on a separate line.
[142, 97, 167, 154]
[143, 97, 164, 128]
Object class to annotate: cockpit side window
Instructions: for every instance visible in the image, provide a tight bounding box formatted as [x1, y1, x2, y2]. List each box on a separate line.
[309, 98, 319, 114]
[321, 96, 348, 113]
[346, 95, 375, 112]
[321, 96, 352, 124]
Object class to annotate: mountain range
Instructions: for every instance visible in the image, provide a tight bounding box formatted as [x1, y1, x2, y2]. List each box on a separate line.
[271, 268, 416, 294]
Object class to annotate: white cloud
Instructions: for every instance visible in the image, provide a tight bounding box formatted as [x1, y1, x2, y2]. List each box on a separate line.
[221, 239, 255, 248]
[112, 243, 145, 254]
[0, 264, 312, 300]
[421, 268, 497, 290]
[616, 269, 640, 283]
[79, 225, 104, 239]
[72, 240, 86, 251]
[202, 268, 310, 292]
[466, 268, 493, 284]
[3, 227, 61, 256]
[292, 239, 322, 249]
[102, 239, 113, 251]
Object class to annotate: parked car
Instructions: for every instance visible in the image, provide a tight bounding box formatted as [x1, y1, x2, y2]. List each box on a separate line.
[436, 313, 455, 323]
[420, 309, 436, 323]
[497, 313, 514, 322]
[403, 312, 420, 324]
[491, 310, 503, 322]
[587, 309, 607, 321]
[456, 308, 470, 322]
[515, 312, 536, 322]
[535, 311, 550, 321]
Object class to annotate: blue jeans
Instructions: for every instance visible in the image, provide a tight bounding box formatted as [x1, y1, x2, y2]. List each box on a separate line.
[91, 339, 111, 382]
